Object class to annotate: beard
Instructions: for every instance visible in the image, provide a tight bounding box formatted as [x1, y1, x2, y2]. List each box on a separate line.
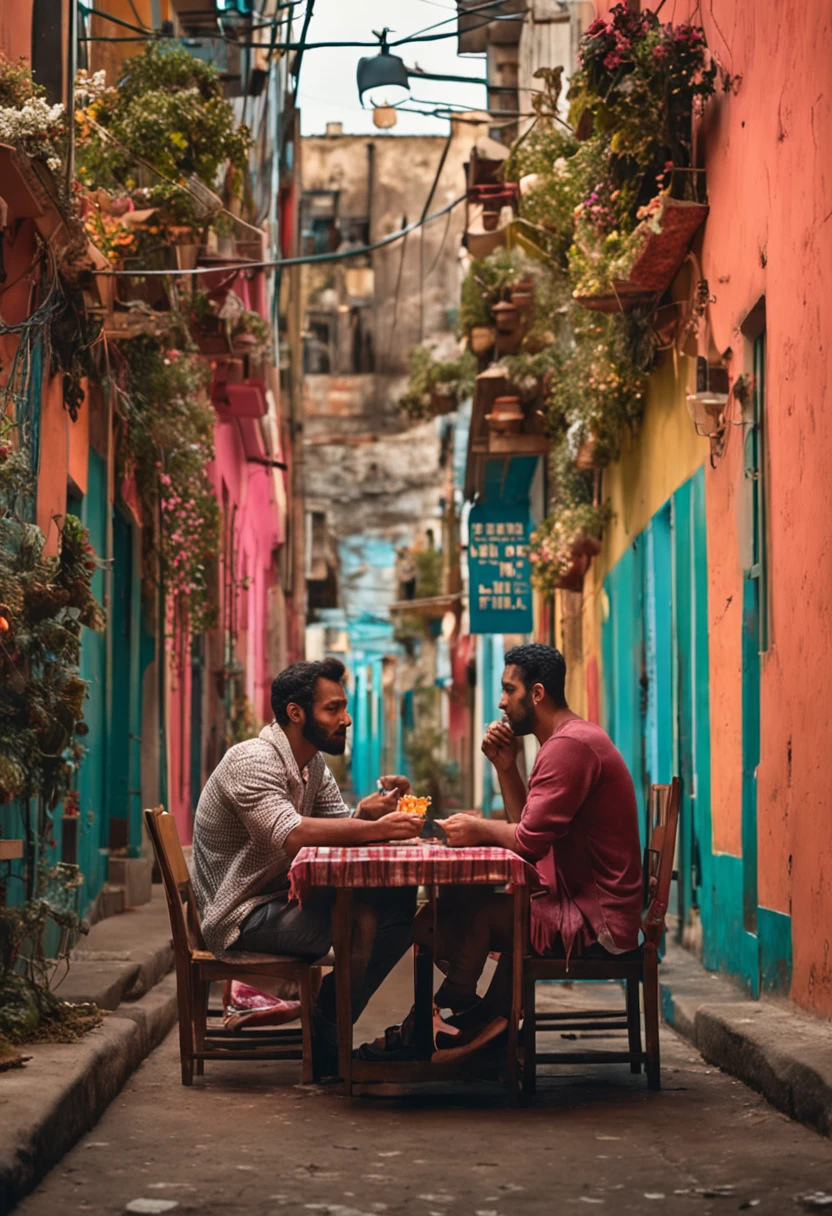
[302, 714, 347, 755]
[506, 692, 536, 737]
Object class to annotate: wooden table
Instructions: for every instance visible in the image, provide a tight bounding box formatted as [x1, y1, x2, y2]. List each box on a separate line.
[288, 842, 537, 1101]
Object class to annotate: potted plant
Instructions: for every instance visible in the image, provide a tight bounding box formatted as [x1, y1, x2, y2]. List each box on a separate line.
[469, 325, 496, 355]
[492, 299, 519, 334]
[529, 502, 611, 596]
[398, 348, 477, 421]
[485, 395, 524, 433]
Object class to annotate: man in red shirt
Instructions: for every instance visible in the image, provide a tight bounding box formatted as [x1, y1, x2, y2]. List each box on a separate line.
[418, 642, 644, 1049]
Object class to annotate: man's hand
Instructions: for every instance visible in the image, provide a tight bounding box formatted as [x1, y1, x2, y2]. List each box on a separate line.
[356, 775, 412, 820]
[371, 810, 423, 842]
[481, 720, 518, 773]
[378, 774, 411, 797]
[440, 812, 485, 848]
[356, 789, 400, 820]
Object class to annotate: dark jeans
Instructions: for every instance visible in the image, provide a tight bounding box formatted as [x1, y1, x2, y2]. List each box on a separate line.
[234, 886, 417, 1027]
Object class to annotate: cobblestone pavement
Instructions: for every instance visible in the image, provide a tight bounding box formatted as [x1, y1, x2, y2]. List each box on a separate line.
[16, 958, 832, 1216]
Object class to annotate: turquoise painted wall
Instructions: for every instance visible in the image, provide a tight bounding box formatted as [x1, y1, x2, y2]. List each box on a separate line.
[68, 450, 110, 914]
[601, 466, 792, 997]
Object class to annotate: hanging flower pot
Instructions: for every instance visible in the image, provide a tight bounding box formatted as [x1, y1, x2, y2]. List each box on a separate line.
[510, 277, 535, 312]
[554, 552, 592, 592]
[430, 388, 457, 415]
[492, 300, 519, 334]
[575, 434, 600, 470]
[469, 325, 496, 355]
[485, 395, 524, 434]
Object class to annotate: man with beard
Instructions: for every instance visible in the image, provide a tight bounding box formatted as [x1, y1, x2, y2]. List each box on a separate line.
[395, 643, 643, 1055]
[192, 657, 421, 1077]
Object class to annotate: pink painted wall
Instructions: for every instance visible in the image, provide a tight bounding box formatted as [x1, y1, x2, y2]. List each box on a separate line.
[167, 416, 286, 843]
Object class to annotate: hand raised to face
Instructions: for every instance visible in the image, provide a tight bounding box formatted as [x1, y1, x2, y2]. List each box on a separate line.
[481, 720, 518, 772]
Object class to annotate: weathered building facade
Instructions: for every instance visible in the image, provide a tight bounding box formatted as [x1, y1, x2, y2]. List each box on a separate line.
[301, 121, 503, 803]
[0, 0, 303, 925]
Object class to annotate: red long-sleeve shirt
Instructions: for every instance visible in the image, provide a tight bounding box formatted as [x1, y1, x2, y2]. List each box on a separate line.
[513, 719, 643, 960]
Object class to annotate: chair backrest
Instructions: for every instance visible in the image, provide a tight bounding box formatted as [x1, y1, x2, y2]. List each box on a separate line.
[641, 777, 681, 947]
[145, 806, 207, 958]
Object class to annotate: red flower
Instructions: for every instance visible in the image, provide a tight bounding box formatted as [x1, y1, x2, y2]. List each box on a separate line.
[586, 17, 606, 36]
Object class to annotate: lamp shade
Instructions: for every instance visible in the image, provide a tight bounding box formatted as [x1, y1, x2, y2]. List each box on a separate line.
[356, 50, 410, 106]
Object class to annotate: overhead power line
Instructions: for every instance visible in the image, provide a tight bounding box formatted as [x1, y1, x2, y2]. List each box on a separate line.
[99, 192, 467, 277]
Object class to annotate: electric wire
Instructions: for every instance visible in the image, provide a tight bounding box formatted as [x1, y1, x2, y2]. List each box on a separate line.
[99, 192, 467, 277]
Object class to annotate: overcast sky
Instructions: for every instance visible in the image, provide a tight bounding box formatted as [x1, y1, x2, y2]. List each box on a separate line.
[296, 0, 488, 137]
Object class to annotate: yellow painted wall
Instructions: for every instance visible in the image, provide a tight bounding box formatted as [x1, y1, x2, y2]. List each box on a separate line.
[549, 349, 709, 714]
[603, 351, 708, 571]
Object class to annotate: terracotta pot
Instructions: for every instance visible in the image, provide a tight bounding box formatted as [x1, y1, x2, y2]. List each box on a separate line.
[554, 552, 591, 592]
[486, 395, 523, 434]
[511, 278, 535, 311]
[470, 325, 495, 355]
[431, 389, 456, 416]
[492, 300, 518, 334]
[571, 533, 603, 560]
[482, 211, 500, 232]
[575, 435, 599, 470]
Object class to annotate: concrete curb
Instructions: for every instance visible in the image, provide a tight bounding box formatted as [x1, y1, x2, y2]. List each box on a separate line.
[0, 973, 178, 1211]
[660, 945, 832, 1139]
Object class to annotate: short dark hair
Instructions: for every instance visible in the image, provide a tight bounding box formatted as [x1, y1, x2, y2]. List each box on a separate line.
[503, 643, 567, 708]
[271, 658, 347, 726]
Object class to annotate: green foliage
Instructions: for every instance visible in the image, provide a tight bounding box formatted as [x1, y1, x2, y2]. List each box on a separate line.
[0, 420, 103, 1047]
[398, 347, 477, 420]
[0, 420, 105, 809]
[503, 122, 581, 268]
[528, 500, 612, 594]
[547, 308, 648, 465]
[414, 548, 443, 599]
[0, 858, 101, 1048]
[458, 248, 519, 334]
[116, 339, 220, 640]
[0, 54, 66, 172]
[569, 7, 716, 184]
[75, 44, 251, 226]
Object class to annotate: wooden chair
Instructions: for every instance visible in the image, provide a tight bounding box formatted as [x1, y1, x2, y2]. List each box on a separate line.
[145, 806, 332, 1086]
[521, 777, 681, 1095]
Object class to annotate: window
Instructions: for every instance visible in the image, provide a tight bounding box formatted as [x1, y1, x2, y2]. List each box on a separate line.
[741, 305, 768, 654]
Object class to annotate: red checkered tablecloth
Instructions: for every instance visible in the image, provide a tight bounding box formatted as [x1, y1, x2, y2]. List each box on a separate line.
[289, 844, 542, 903]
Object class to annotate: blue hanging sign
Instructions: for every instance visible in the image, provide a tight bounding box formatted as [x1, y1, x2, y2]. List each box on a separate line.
[468, 504, 533, 635]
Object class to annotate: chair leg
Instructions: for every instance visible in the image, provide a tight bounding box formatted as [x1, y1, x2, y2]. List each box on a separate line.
[192, 975, 208, 1080]
[299, 967, 315, 1085]
[626, 977, 642, 1074]
[311, 964, 323, 1001]
[178, 965, 194, 1086]
[522, 973, 537, 1098]
[643, 952, 661, 1090]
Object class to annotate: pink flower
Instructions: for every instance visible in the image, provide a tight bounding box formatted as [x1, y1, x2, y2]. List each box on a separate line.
[586, 17, 606, 36]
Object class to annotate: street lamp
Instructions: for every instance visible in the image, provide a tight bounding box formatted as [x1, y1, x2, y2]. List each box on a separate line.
[356, 29, 410, 109]
[356, 27, 503, 112]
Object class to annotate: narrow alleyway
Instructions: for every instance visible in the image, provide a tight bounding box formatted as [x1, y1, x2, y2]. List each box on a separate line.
[17, 959, 832, 1216]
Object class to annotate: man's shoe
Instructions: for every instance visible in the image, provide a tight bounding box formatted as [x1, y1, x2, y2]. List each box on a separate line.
[431, 1016, 508, 1064]
[312, 1013, 341, 1082]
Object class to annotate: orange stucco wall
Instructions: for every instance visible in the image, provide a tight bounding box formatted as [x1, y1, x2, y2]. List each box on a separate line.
[691, 0, 832, 1014]
[594, 0, 832, 1013]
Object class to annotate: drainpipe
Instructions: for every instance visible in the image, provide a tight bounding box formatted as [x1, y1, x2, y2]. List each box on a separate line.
[66, 0, 78, 194]
[366, 141, 376, 365]
[287, 107, 307, 657]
